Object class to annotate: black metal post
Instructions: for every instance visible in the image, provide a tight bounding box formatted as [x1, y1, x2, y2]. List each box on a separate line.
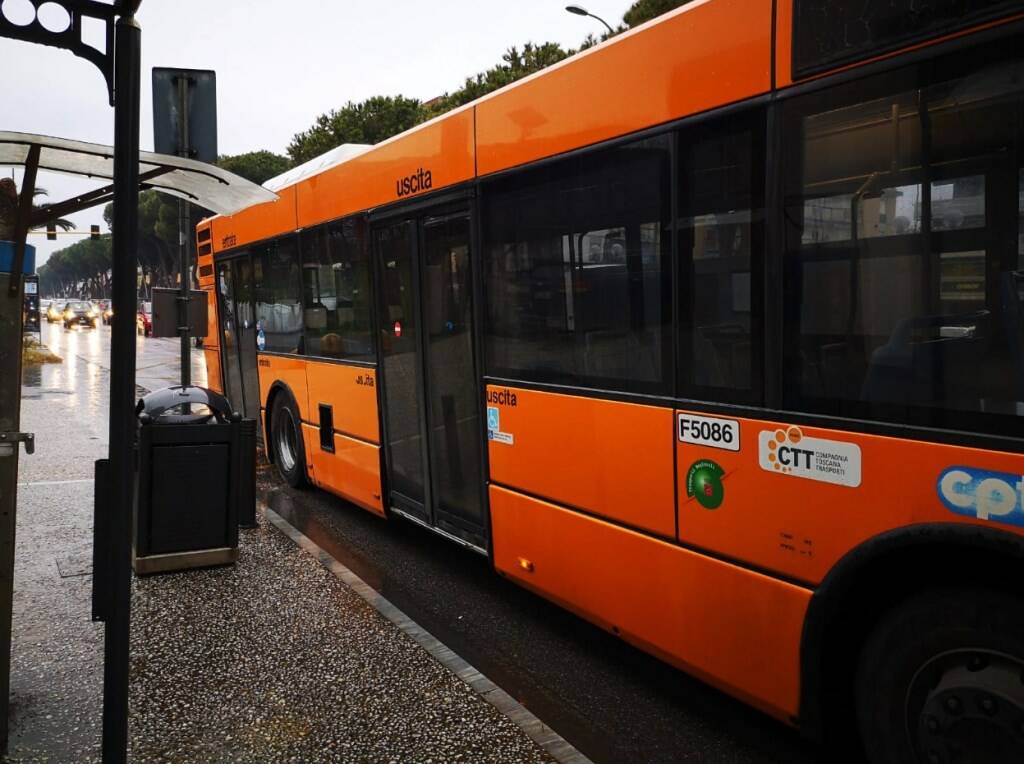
[0, 265, 29, 754]
[176, 75, 191, 390]
[102, 11, 141, 763]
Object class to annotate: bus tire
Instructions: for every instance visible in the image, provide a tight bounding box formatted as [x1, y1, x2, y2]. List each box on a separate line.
[270, 394, 307, 488]
[855, 587, 1024, 764]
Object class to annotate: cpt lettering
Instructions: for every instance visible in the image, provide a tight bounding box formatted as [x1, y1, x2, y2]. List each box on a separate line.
[778, 446, 813, 469]
[938, 467, 1024, 524]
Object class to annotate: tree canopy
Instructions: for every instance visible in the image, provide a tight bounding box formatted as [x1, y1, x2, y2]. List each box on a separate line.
[623, 0, 688, 28]
[37, 235, 111, 298]
[287, 96, 424, 165]
[218, 150, 291, 185]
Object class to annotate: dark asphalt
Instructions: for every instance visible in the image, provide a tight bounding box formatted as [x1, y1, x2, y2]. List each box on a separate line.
[263, 475, 824, 764]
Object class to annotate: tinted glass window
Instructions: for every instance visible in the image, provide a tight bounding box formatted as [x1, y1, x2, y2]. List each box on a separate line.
[783, 43, 1024, 434]
[299, 218, 374, 362]
[483, 135, 672, 394]
[253, 236, 302, 354]
[792, 0, 1020, 79]
[678, 112, 764, 401]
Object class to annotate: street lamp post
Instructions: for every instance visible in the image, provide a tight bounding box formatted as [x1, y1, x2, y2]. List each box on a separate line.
[565, 4, 614, 36]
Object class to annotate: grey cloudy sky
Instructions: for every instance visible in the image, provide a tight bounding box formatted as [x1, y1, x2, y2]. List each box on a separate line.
[1, 0, 625, 266]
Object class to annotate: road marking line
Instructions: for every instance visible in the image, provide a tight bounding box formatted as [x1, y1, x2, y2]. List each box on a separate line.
[17, 478, 93, 487]
[260, 502, 592, 764]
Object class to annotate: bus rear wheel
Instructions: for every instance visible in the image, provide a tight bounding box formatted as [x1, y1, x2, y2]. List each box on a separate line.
[270, 395, 307, 488]
[855, 587, 1024, 764]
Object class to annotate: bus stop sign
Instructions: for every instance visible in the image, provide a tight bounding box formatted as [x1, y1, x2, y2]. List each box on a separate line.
[152, 68, 217, 162]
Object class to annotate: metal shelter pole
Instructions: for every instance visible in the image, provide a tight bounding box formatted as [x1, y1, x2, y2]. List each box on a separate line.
[0, 252, 32, 755]
[176, 75, 191, 390]
[0, 144, 39, 754]
[102, 11, 141, 763]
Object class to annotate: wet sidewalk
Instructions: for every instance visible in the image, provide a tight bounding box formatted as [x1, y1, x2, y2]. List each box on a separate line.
[6, 327, 572, 762]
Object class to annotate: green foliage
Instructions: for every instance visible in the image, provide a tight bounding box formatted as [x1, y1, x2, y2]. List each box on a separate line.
[287, 95, 424, 165]
[37, 234, 111, 297]
[101, 189, 191, 294]
[623, 0, 688, 28]
[218, 150, 291, 185]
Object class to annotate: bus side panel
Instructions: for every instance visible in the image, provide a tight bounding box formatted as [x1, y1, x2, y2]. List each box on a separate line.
[204, 346, 223, 396]
[676, 413, 1024, 586]
[257, 354, 310, 426]
[295, 109, 475, 231]
[196, 247, 221, 393]
[475, 0, 772, 176]
[489, 484, 809, 722]
[209, 185, 298, 253]
[486, 386, 675, 538]
[307, 433, 384, 517]
[304, 361, 380, 444]
[200, 289, 223, 394]
[300, 422, 319, 485]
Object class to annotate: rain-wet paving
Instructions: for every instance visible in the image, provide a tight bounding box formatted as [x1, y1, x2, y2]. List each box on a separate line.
[6, 318, 208, 762]
[263, 479, 822, 763]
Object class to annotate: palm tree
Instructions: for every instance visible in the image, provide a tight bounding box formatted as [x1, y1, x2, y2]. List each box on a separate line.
[0, 178, 74, 241]
[31, 187, 74, 234]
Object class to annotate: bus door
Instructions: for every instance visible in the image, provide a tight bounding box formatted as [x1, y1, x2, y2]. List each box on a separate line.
[374, 211, 486, 551]
[216, 254, 260, 421]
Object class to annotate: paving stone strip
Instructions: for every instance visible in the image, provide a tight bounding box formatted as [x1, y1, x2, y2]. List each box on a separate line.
[128, 509, 561, 763]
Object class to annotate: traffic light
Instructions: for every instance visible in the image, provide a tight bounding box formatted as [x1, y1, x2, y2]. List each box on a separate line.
[90, 225, 100, 240]
[46, 222, 56, 241]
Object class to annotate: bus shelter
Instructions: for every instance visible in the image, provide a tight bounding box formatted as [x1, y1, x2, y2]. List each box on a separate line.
[0, 131, 275, 758]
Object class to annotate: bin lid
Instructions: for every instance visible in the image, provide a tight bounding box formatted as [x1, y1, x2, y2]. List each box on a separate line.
[136, 386, 236, 424]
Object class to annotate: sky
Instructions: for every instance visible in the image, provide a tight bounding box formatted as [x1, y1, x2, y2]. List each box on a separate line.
[1, 0, 626, 266]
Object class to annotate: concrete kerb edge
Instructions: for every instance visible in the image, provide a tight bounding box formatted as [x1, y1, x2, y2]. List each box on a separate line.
[259, 501, 593, 764]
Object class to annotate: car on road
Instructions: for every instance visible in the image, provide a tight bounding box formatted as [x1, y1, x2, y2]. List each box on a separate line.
[45, 301, 63, 323]
[62, 300, 99, 329]
[137, 301, 152, 337]
[97, 300, 113, 325]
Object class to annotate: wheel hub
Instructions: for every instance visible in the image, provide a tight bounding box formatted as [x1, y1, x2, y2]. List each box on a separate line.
[276, 414, 297, 473]
[912, 650, 1024, 764]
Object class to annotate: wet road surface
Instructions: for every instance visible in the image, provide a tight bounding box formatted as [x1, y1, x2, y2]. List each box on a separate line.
[264, 478, 823, 763]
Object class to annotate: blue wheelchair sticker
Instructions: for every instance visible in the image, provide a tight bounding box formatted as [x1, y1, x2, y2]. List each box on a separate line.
[487, 406, 500, 432]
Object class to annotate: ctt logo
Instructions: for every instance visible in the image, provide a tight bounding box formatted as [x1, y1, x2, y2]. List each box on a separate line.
[937, 467, 1024, 528]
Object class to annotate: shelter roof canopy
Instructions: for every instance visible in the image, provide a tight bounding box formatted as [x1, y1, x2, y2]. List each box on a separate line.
[0, 131, 277, 215]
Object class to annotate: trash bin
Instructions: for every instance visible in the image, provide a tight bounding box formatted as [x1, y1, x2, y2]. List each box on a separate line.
[132, 385, 255, 575]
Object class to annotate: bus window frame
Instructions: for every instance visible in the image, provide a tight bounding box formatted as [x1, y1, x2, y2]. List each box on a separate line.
[790, 0, 1024, 82]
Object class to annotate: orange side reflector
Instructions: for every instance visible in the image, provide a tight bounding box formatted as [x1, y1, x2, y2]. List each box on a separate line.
[517, 557, 535, 573]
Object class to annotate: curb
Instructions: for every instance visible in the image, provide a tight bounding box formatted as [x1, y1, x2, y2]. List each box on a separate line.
[260, 501, 593, 764]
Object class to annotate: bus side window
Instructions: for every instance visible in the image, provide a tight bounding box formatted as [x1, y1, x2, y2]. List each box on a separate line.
[482, 134, 672, 395]
[252, 235, 303, 355]
[677, 110, 765, 404]
[782, 42, 1024, 432]
[299, 218, 374, 363]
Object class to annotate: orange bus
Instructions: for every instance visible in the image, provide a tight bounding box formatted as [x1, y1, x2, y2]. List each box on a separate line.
[195, 2, 1024, 760]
